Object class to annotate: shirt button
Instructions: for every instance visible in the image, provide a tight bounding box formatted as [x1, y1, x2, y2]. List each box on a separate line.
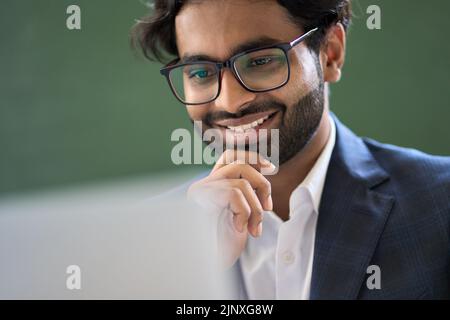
[282, 250, 295, 265]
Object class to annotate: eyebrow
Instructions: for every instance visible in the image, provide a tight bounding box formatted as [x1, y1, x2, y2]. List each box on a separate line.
[180, 36, 282, 64]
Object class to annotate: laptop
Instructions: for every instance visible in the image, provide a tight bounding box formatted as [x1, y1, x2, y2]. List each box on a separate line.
[0, 176, 232, 299]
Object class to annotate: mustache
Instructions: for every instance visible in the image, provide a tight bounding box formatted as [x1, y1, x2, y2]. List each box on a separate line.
[203, 100, 287, 126]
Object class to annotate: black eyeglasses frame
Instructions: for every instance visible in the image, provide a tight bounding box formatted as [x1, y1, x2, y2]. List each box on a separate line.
[160, 27, 319, 105]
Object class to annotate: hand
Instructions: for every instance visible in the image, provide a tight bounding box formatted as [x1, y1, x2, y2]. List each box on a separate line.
[187, 150, 276, 268]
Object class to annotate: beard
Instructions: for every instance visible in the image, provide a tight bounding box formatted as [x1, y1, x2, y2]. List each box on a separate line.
[276, 81, 324, 165]
[197, 62, 325, 166]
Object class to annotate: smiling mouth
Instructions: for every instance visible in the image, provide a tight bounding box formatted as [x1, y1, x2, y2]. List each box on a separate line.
[227, 114, 270, 133]
[215, 111, 278, 133]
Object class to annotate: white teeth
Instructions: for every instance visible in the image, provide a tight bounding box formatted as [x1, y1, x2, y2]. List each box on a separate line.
[227, 115, 270, 132]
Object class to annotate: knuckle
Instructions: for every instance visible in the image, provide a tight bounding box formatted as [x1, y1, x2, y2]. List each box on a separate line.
[229, 189, 251, 216]
[238, 179, 252, 190]
[242, 205, 251, 217]
[252, 206, 264, 217]
[261, 179, 271, 192]
[229, 187, 242, 200]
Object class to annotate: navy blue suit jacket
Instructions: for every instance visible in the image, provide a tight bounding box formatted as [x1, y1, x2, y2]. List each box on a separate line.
[232, 114, 450, 299]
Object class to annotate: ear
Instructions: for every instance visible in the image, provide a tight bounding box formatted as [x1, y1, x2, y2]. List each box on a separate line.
[320, 23, 346, 83]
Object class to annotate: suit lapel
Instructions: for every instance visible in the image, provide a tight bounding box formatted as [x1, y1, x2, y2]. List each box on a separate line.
[310, 115, 395, 299]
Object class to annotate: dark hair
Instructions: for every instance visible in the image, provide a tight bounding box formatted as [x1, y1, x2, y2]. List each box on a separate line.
[131, 0, 352, 63]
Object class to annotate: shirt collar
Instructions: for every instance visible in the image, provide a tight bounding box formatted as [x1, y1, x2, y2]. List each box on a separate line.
[288, 114, 336, 218]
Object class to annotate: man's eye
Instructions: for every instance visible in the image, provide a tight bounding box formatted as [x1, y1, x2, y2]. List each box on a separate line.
[189, 70, 210, 79]
[249, 57, 273, 67]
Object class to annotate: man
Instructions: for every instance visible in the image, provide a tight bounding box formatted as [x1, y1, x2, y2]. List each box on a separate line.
[132, 0, 450, 299]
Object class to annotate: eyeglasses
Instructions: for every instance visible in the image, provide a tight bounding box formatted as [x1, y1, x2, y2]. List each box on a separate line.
[160, 28, 319, 105]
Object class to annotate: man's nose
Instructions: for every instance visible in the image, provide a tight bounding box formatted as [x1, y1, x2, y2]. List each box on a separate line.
[213, 69, 256, 114]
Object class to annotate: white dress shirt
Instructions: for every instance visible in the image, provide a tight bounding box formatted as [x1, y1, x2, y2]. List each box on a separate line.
[240, 115, 336, 300]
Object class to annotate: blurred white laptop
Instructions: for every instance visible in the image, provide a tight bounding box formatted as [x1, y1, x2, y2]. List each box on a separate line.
[0, 174, 232, 299]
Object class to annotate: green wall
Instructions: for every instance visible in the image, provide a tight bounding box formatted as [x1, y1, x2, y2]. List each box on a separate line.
[1, 0, 449, 194]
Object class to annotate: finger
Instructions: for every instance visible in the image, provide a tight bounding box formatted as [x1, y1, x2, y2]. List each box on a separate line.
[192, 178, 263, 236]
[213, 149, 276, 174]
[189, 181, 251, 234]
[228, 179, 264, 237]
[226, 187, 251, 233]
[205, 164, 273, 211]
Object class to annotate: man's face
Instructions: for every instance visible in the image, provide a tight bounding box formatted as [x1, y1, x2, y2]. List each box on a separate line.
[175, 0, 326, 165]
